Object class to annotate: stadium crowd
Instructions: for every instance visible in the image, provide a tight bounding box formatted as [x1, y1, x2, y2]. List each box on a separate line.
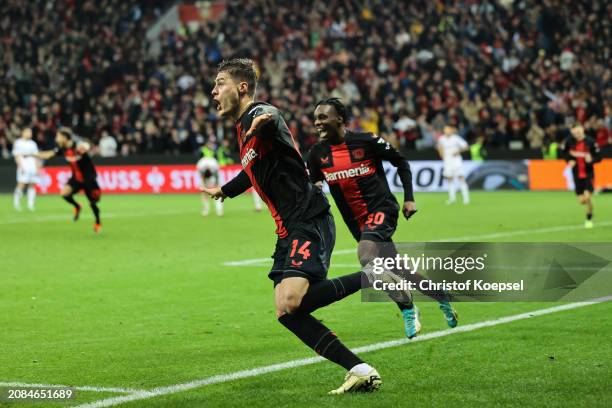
[1, 0, 610, 159]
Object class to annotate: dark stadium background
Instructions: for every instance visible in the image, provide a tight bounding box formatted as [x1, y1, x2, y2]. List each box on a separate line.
[0, 0, 610, 191]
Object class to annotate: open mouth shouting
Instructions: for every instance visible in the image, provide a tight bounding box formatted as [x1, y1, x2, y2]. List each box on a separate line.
[213, 98, 222, 113]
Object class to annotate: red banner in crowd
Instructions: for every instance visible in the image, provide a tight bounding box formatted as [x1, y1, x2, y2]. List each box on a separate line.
[36, 164, 244, 194]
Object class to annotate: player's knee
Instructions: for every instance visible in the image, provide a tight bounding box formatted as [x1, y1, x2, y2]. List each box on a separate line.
[278, 291, 303, 314]
[358, 243, 378, 267]
[89, 190, 101, 203]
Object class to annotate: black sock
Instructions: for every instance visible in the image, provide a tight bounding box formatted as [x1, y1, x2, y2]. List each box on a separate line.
[63, 195, 79, 209]
[587, 213, 593, 220]
[278, 313, 363, 370]
[90, 202, 101, 224]
[295, 272, 364, 314]
[396, 301, 413, 311]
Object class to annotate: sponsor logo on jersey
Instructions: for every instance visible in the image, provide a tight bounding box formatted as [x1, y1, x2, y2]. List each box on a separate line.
[241, 148, 258, 168]
[320, 155, 330, 164]
[323, 163, 373, 182]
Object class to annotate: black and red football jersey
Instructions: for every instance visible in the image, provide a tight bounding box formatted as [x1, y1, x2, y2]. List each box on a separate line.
[221, 102, 330, 238]
[55, 140, 97, 182]
[307, 131, 414, 233]
[562, 136, 601, 180]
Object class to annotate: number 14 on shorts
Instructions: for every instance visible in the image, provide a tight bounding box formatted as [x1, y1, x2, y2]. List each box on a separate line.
[289, 239, 311, 266]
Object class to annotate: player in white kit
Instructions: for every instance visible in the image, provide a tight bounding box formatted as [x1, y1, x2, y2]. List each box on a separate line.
[197, 156, 224, 216]
[198, 139, 263, 216]
[437, 126, 470, 204]
[12, 128, 40, 211]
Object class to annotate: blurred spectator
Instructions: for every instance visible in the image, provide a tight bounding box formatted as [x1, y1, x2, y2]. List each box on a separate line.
[526, 114, 545, 149]
[98, 131, 118, 158]
[0, 0, 610, 158]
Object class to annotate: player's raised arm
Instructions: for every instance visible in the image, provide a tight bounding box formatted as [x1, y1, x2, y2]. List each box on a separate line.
[245, 112, 274, 138]
[369, 134, 416, 219]
[306, 147, 325, 188]
[245, 104, 286, 140]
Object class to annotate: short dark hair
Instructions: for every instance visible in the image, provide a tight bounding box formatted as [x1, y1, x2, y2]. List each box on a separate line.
[218, 58, 258, 96]
[315, 98, 349, 124]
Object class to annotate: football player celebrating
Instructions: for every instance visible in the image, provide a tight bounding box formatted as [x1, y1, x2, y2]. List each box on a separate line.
[307, 98, 458, 337]
[38, 128, 102, 233]
[563, 124, 601, 228]
[202, 59, 404, 394]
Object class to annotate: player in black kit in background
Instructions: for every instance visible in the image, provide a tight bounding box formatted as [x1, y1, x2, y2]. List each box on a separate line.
[307, 98, 458, 337]
[562, 124, 601, 228]
[38, 128, 102, 233]
[202, 58, 399, 394]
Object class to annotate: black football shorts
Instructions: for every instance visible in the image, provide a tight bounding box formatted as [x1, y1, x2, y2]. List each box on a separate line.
[574, 177, 594, 195]
[269, 211, 336, 287]
[352, 209, 398, 243]
[67, 177, 101, 202]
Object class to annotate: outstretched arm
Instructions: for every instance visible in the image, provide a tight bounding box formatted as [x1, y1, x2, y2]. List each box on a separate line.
[306, 148, 325, 188]
[202, 170, 252, 201]
[37, 150, 57, 160]
[370, 135, 417, 219]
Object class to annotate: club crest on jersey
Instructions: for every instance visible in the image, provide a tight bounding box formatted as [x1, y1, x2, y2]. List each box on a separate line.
[241, 148, 258, 168]
[351, 148, 365, 160]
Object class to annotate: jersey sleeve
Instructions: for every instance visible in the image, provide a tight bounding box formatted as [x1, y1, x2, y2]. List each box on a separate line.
[249, 105, 283, 139]
[560, 137, 572, 161]
[369, 134, 415, 202]
[590, 139, 602, 164]
[221, 170, 252, 198]
[306, 147, 325, 184]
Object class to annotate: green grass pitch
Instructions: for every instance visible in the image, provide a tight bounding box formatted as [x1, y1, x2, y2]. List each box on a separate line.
[1, 191, 611, 407]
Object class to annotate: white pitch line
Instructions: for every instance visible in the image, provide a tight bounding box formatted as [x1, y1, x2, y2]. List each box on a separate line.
[222, 221, 612, 267]
[0, 382, 146, 394]
[0, 209, 191, 225]
[431, 220, 612, 242]
[74, 295, 612, 408]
